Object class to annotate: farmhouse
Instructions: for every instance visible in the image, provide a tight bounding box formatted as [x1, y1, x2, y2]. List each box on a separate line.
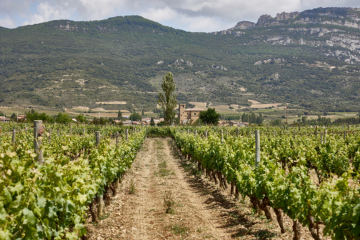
[0, 116, 10, 122]
[178, 103, 204, 124]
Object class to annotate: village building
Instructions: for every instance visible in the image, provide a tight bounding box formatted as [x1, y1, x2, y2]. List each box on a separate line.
[0, 116, 10, 122]
[178, 104, 204, 124]
[229, 121, 249, 127]
[122, 120, 132, 126]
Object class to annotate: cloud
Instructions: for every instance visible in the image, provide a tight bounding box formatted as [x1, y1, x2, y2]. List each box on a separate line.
[0, 0, 359, 31]
[0, 17, 17, 28]
[23, 2, 74, 26]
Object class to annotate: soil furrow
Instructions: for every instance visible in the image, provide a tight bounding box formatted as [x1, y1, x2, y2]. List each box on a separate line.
[85, 137, 327, 240]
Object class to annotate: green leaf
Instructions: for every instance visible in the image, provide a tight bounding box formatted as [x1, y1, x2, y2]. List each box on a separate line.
[23, 208, 36, 225]
[9, 183, 23, 194]
[66, 232, 78, 240]
[77, 194, 87, 204]
[37, 198, 46, 208]
[0, 229, 13, 240]
[2, 187, 12, 203]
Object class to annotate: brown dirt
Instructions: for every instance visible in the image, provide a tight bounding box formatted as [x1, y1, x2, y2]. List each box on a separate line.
[85, 138, 331, 240]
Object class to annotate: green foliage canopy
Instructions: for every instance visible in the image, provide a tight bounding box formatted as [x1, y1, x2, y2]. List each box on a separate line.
[129, 112, 142, 121]
[157, 72, 177, 125]
[199, 108, 221, 125]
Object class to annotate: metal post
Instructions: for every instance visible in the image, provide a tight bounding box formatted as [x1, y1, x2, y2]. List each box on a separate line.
[255, 130, 260, 167]
[187, 129, 189, 135]
[195, 130, 197, 138]
[126, 129, 128, 141]
[34, 120, 43, 163]
[205, 130, 208, 139]
[221, 129, 224, 142]
[96, 131, 100, 146]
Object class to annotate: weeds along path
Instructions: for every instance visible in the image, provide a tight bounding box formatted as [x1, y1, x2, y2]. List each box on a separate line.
[87, 138, 314, 240]
[86, 138, 232, 239]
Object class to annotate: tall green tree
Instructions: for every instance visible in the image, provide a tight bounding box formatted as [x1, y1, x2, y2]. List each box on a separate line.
[117, 110, 123, 120]
[199, 108, 221, 125]
[157, 72, 177, 125]
[130, 112, 142, 121]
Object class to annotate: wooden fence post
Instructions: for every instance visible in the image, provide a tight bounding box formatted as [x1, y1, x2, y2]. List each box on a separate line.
[34, 120, 43, 163]
[320, 133, 323, 144]
[12, 129, 16, 145]
[116, 132, 119, 147]
[97, 195, 104, 217]
[96, 131, 100, 146]
[126, 129, 128, 141]
[255, 130, 260, 168]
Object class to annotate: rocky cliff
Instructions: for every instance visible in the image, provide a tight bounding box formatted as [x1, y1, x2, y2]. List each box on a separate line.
[210, 7, 360, 64]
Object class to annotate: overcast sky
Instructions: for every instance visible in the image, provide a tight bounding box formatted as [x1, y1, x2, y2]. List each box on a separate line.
[0, 0, 359, 32]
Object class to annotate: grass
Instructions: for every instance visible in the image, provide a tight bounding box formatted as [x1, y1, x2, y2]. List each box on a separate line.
[129, 179, 135, 194]
[163, 190, 176, 214]
[166, 224, 189, 235]
[157, 153, 175, 177]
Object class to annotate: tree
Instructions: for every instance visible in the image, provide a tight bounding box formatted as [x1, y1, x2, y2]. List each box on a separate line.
[26, 110, 54, 123]
[76, 114, 86, 123]
[150, 117, 155, 126]
[157, 72, 177, 125]
[56, 113, 71, 124]
[117, 111, 122, 120]
[130, 112, 142, 121]
[199, 108, 221, 125]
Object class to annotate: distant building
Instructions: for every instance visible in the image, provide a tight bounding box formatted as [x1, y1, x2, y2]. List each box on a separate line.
[0, 116, 10, 122]
[229, 121, 249, 127]
[122, 120, 132, 126]
[17, 115, 26, 121]
[178, 103, 204, 124]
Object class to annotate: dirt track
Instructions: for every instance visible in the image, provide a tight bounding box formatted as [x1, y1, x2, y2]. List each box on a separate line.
[86, 138, 328, 240]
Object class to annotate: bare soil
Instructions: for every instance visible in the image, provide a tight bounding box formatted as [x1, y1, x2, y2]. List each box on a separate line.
[85, 138, 330, 240]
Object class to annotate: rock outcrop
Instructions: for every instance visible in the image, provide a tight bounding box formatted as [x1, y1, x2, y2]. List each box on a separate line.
[230, 21, 256, 30]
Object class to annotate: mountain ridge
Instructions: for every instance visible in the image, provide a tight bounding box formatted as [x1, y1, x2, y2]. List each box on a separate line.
[0, 7, 360, 113]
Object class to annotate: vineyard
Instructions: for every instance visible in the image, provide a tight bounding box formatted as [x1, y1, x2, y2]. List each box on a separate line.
[1, 123, 360, 239]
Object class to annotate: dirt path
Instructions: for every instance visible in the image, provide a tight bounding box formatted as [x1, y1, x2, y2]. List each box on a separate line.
[86, 138, 328, 240]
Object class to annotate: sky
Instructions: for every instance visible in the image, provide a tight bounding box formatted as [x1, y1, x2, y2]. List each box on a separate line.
[0, 0, 359, 32]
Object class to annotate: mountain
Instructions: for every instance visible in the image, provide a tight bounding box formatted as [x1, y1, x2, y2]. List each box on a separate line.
[1, 7, 360, 113]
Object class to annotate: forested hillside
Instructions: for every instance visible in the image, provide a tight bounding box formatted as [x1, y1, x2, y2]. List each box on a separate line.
[1, 7, 360, 112]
